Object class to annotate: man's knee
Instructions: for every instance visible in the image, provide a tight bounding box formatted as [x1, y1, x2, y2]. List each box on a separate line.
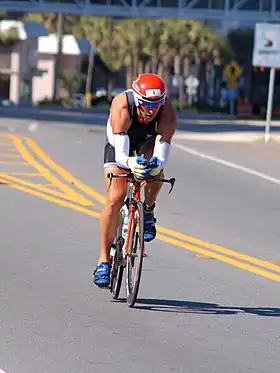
[106, 193, 125, 212]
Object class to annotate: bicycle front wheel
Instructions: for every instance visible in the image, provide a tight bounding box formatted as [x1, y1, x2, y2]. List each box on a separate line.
[110, 209, 125, 299]
[125, 201, 144, 308]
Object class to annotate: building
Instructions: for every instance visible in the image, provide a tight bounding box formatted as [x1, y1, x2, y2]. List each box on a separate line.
[0, 20, 112, 105]
[0, 20, 48, 104]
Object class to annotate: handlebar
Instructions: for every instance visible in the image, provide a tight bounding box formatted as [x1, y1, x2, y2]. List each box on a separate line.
[107, 171, 176, 194]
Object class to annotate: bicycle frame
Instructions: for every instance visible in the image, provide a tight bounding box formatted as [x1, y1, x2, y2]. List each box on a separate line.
[107, 171, 175, 256]
[107, 169, 175, 306]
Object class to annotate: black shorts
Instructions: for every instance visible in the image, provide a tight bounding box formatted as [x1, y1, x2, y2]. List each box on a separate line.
[104, 136, 156, 169]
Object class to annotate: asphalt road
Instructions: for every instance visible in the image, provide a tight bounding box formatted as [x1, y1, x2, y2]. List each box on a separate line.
[1, 116, 280, 373]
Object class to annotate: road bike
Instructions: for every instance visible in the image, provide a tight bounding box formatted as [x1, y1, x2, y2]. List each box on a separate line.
[107, 166, 175, 308]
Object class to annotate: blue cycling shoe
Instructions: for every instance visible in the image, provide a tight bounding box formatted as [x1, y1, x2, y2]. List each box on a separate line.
[143, 203, 157, 242]
[93, 262, 111, 287]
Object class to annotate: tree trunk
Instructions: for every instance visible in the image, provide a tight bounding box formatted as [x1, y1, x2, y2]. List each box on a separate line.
[85, 45, 95, 95]
[107, 16, 113, 102]
[157, 63, 164, 78]
[179, 74, 185, 111]
[133, 48, 139, 79]
[107, 74, 113, 103]
[126, 63, 133, 89]
[138, 59, 144, 74]
[145, 60, 152, 73]
[174, 55, 180, 76]
[183, 57, 190, 76]
[198, 58, 206, 102]
[151, 53, 157, 74]
[205, 60, 212, 104]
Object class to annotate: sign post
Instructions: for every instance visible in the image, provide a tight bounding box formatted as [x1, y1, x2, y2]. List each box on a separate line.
[185, 75, 199, 106]
[265, 67, 276, 143]
[224, 60, 242, 115]
[252, 23, 280, 143]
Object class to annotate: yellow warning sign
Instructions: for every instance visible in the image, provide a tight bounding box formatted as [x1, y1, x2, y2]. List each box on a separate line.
[224, 60, 242, 79]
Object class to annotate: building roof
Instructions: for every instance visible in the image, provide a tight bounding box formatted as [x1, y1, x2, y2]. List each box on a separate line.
[0, 20, 48, 39]
[38, 34, 97, 56]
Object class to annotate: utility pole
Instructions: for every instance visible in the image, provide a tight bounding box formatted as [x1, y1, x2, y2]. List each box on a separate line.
[53, 12, 63, 101]
[85, 44, 95, 108]
[107, 16, 113, 103]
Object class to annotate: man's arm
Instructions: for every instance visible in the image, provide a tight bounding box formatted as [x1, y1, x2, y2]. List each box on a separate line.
[109, 93, 131, 168]
[152, 99, 177, 168]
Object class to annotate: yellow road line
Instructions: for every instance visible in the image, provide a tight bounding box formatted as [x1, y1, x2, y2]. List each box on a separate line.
[11, 135, 94, 207]
[156, 226, 280, 274]
[25, 136, 107, 204]
[23, 135, 280, 278]
[0, 161, 29, 165]
[156, 233, 280, 283]
[0, 177, 100, 219]
[5, 135, 280, 283]
[9, 172, 42, 177]
[3, 174, 280, 283]
[0, 173, 92, 204]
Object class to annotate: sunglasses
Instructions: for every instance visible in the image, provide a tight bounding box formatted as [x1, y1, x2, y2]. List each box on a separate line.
[138, 98, 164, 109]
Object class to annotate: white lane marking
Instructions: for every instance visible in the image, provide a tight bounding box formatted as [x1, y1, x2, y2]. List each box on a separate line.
[174, 142, 280, 186]
[0, 369, 8, 373]
[28, 122, 38, 132]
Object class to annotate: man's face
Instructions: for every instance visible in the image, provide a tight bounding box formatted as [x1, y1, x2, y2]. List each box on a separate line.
[137, 101, 163, 123]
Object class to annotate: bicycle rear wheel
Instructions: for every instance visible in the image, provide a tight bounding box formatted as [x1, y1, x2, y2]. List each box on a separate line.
[110, 209, 125, 299]
[125, 201, 144, 308]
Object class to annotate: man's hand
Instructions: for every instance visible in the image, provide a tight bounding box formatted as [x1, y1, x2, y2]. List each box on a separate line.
[149, 156, 163, 176]
[127, 156, 151, 179]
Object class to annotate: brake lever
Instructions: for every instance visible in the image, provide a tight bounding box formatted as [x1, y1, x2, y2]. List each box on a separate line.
[107, 172, 113, 189]
[150, 176, 176, 193]
[168, 177, 175, 194]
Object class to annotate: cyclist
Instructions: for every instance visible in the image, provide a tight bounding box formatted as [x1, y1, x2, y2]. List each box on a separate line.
[93, 73, 177, 287]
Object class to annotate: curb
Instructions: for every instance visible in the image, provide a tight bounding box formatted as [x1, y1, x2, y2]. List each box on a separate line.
[173, 132, 280, 143]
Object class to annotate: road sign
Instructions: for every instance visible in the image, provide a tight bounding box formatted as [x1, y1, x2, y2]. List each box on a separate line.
[224, 60, 242, 79]
[185, 75, 199, 89]
[252, 23, 280, 67]
[185, 75, 199, 105]
[252, 23, 280, 142]
[224, 61, 242, 91]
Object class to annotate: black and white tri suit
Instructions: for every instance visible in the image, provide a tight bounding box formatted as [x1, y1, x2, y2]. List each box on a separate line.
[103, 89, 162, 168]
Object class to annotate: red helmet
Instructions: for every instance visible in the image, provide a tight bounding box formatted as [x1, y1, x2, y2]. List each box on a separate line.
[132, 73, 166, 109]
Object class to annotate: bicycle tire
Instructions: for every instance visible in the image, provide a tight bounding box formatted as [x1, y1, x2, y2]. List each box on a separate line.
[110, 209, 125, 299]
[125, 200, 144, 308]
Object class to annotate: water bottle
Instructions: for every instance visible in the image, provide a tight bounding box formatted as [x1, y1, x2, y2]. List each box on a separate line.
[122, 204, 129, 239]
[110, 244, 117, 258]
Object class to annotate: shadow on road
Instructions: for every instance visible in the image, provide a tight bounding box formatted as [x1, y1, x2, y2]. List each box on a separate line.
[2, 107, 280, 133]
[113, 298, 280, 316]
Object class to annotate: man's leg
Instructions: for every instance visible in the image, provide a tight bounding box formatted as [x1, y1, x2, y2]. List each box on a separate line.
[140, 138, 163, 242]
[93, 166, 127, 287]
[144, 170, 164, 206]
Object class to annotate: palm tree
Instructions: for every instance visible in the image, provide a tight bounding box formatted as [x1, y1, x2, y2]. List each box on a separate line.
[73, 16, 117, 99]
[143, 20, 166, 74]
[23, 12, 78, 33]
[0, 26, 19, 45]
[191, 23, 232, 103]
[167, 20, 198, 109]
[114, 19, 150, 88]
